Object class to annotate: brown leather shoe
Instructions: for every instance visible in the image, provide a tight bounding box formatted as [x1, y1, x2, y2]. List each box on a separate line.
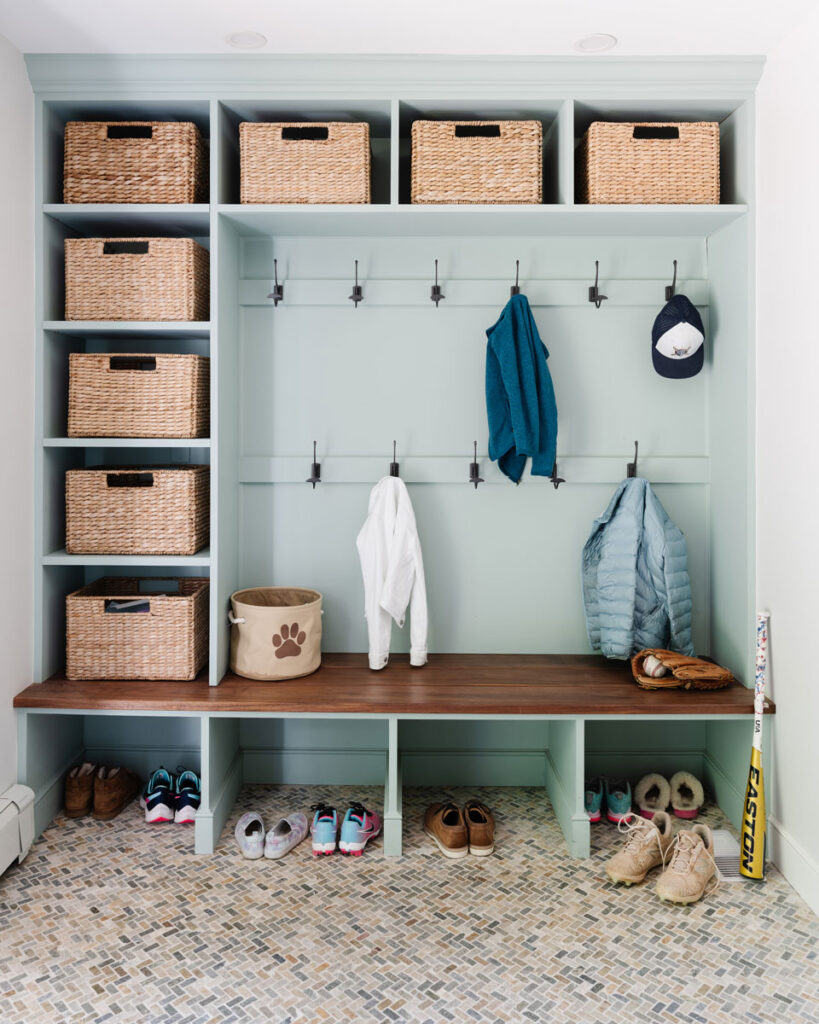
[92, 766, 140, 821]
[464, 800, 495, 856]
[423, 802, 469, 859]
[65, 762, 97, 818]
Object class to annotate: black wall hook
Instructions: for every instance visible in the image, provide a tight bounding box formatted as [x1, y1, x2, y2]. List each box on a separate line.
[267, 258, 284, 306]
[665, 259, 678, 301]
[431, 259, 445, 307]
[589, 260, 608, 309]
[510, 259, 521, 297]
[389, 440, 399, 477]
[550, 460, 565, 490]
[349, 260, 363, 307]
[469, 441, 484, 489]
[627, 440, 639, 478]
[305, 440, 321, 489]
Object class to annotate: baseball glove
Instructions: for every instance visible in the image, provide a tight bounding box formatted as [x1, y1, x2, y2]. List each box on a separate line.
[631, 649, 735, 691]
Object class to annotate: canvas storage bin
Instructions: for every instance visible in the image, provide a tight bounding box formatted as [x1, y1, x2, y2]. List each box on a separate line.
[66, 576, 209, 680]
[229, 587, 322, 681]
[63, 121, 207, 204]
[65, 465, 209, 556]
[578, 122, 720, 204]
[239, 122, 371, 204]
[68, 353, 210, 438]
[64, 237, 210, 321]
[411, 120, 543, 204]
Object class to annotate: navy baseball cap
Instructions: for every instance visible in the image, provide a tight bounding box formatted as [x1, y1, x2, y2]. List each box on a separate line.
[652, 294, 705, 379]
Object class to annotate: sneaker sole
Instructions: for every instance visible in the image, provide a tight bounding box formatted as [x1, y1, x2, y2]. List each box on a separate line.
[339, 829, 381, 855]
[469, 844, 494, 857]
[606, 811, 632, 824]
[657, 891, 706, 904]
[605, 869, 649, 886]
[174, 810, 197, 824]
[311, 841, 337, 856]
[672, 808, 700, 819]
[145, 803, 174, 824]
[587, 810, 602, 822]
[423, 827, 469, 859]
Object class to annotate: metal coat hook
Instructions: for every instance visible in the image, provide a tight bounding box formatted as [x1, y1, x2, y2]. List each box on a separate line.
[627, 440, 639, 478]
[305, 440, 321, 489]
[468, 441, 484, 489]
[267, 259, 284, 306]
[389, 440, 399, 477]
[431, 259, 445, 307]
[550, 460, 565, 490]
[588, 260, 608, 309]
[349, 259, 363, 307]
[665, 259, 678, 301]
[510, 259, 521, 297]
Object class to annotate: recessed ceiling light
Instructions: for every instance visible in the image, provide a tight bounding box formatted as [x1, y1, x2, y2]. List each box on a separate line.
[574, 33, 618, 53]
[226, 31, 267, 49]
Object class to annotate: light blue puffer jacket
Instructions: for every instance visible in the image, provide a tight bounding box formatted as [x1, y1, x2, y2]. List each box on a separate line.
[582, 478, 695, 660]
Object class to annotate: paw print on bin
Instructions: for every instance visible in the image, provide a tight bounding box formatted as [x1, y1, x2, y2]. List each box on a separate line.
[272, 622, 306, 659]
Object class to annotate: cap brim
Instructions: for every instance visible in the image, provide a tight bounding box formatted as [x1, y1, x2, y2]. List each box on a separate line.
[652, 345, 704, 379]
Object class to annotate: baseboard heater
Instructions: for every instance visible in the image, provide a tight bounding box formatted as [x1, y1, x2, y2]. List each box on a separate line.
[0, 784, 35, 874]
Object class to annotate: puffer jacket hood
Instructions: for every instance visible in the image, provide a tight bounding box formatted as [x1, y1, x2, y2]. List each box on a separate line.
[582, 477, 695, 660]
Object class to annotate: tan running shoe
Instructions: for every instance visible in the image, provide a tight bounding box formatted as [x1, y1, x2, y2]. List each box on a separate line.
[463, 800, 495, 856]
[655, 824, 717, 904]
[423, 802, 469, 859]
[604, 810, 675, 885]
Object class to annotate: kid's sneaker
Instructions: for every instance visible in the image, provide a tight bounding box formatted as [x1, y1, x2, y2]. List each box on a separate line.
[339, 801, 381, 856]
[605, 811, 675, 885]
[141, 766, 175, 824]
[265, 812, 309, 860]
[656, 824, 717, 904]
[604, 778, 633, 824]
[235, 811, 265, 859]
[585, 777, 604, 822]
[174, 768, 201, 824]
[310, 803, 339, 856]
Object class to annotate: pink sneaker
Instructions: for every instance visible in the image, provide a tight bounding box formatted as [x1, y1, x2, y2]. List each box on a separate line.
[338, 801, 381, 856]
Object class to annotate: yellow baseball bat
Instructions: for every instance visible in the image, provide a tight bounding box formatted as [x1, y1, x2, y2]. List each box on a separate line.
[740, 611, 768, 879]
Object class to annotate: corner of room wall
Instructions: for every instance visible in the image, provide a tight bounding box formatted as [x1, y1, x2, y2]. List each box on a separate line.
[756, 10, 819, 919]
[0, 32, 34, 792]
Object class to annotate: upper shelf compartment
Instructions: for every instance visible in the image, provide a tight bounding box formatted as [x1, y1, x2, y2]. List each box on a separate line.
[216, 99, 392, 206]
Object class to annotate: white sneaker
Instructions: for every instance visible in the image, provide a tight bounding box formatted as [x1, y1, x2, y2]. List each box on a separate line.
[234, 811, 265, 859]
[264, 813, 309, 859]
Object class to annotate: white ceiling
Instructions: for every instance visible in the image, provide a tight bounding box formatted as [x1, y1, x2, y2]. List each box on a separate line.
[0, 0, 813, 56]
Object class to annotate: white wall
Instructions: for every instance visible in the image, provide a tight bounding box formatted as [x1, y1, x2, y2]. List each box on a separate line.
[757, 15, 819, 917]
[0, 33, 34, 792]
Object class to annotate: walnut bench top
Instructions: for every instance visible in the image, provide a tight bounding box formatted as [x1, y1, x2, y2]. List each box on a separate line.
[13, 654, 774, 717]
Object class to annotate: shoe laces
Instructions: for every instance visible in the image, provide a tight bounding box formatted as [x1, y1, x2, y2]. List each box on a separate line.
[348, 801, 368, 824]
[617, 815, 668, 866]
[666, 830, 721, 897]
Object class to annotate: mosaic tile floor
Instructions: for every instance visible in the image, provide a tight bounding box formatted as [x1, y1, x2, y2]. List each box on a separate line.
[1, 786, 817, 1024]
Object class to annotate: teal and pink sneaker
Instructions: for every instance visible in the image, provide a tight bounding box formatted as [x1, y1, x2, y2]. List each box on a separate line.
[310, 803, 338, 856]
[605, 778, 633, 824]
[339, 801, 381, 856]
[585, 777, 604, 822]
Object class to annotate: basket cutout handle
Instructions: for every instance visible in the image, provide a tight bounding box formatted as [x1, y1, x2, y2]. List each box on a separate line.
[104, 598, 150, 614]
[109, 356, 156, 372]
[106, 472, 154, 488]
[102, 241, 150, 255]
[632, 126, 680, 141]
[107, 125, 153, 140]
[281, 126, 329, 141]
[454, 124, 501, 138]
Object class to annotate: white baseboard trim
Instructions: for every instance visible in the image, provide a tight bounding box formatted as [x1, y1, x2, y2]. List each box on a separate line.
[767, 816, 819, 919]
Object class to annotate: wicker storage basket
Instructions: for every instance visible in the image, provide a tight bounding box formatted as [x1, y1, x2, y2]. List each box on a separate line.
[578, 122, 720, 204]
[66, 576, 209, 680]
[67, 353, 209, 438]
[64, 121, 207, 204]
[239, 122, 371, 204]
[411, 120, 542, 204]
[229, 587, 322, 681]
[65, 465, 209, 556]
[64, 238, 209, 321]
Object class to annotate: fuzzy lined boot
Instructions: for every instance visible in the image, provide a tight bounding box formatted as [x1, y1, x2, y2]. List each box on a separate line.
[669, 771, 704, 819]
[634, 773, 671, 819]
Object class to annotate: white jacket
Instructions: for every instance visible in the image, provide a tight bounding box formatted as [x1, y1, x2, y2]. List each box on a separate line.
[356, 476, 428, 671]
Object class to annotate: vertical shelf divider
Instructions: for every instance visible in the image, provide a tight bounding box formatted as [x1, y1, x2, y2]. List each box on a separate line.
[558, 99, 575, 205]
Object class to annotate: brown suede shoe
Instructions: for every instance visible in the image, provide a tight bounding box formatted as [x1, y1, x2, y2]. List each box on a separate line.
[423, 802, 469, 859]
[65, 762, 97, 818]
[92, 766, 140, 821]
[464, 800, 495, 856]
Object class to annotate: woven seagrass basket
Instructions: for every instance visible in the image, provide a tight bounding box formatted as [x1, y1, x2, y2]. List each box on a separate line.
[240, 122, 371, 204]
[411, 120, 542, 204]
[66, 577, 209, 681]
[578, 122, 720, 204]
[64, 238, 210, 321]
[63, 121, 207, 204]
[65, 465, 209, 556]
[67, 353, 209, 438]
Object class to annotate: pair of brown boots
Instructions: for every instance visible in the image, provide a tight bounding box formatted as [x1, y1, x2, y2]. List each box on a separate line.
[423, 800, 495, 859]
[65, 762, 140, 821]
